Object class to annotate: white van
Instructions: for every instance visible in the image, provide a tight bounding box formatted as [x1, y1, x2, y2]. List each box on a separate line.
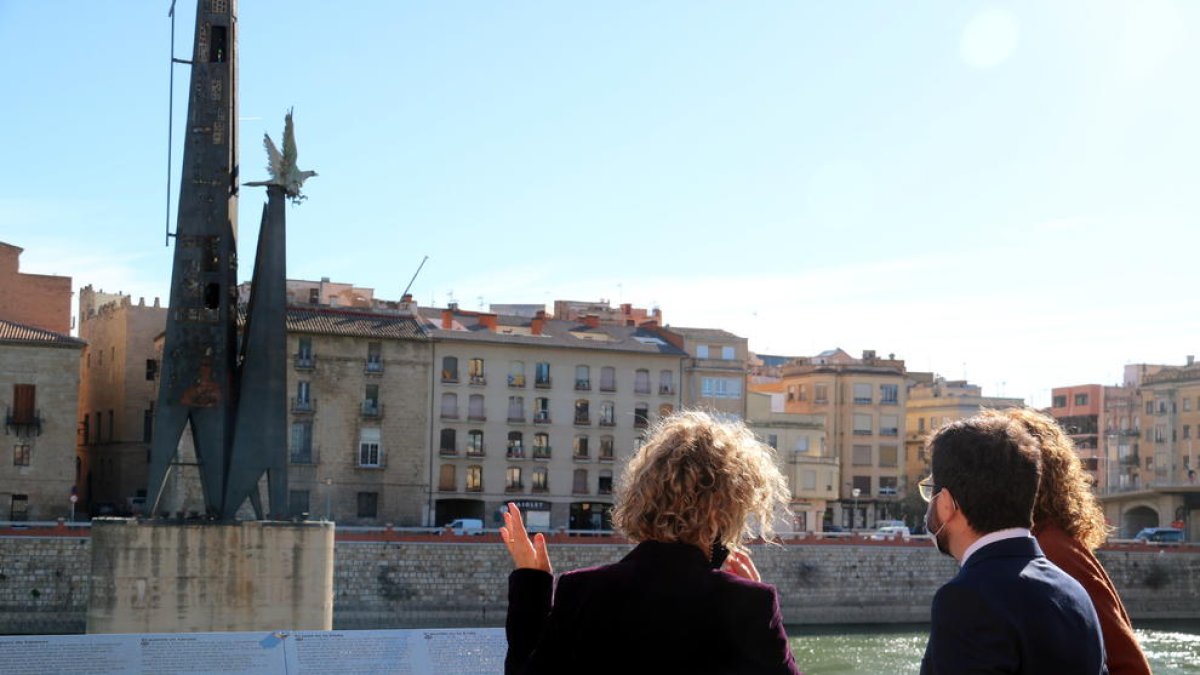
[871, 525, 911, 540]
[443, 518, 484, 536]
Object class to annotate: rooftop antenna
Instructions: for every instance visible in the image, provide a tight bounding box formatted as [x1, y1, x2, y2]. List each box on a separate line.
[400, 255, 429, 298]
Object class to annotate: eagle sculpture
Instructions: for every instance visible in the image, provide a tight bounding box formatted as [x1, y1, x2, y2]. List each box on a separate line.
[245, 108, 317, 203]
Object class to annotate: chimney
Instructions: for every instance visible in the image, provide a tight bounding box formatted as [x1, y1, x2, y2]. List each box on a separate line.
[479, 314, 498, 331]
[153, 297, 160, 308]
[531, 310, 546, 336]
[138, 297, 145, 306]
[583, 314, 600, 329]
[441, 309, 454, 329]
[401, 293, 413, 304]
[863, 349, 876, 360]
[653, 308, 662, 321]
[1189, 355, 1195, 366]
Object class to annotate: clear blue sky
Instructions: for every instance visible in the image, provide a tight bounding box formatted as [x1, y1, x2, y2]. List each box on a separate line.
[2, 1, 1197, 407]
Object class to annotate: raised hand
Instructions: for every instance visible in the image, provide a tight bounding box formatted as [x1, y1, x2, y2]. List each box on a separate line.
[499, 502, 553, 574]
[721, 549, 761, 582]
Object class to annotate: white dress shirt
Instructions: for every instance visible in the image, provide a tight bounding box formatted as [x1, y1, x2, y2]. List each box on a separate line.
[960, 527, 1032, 566]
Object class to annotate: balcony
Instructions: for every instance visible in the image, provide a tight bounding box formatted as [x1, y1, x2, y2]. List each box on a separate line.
[853, 429, 872, 436]
[469, 375, 487, 386]
[854, 398, 872, 405]
[534, 411, 551, 424]
[289, 447, 318, 465]
[1119, 454, 1141, 467]
[659, 384, 675, 395]
[365, 359, 384, 374]
[598, 417, 615, 427]
[5, 408, 42, 436]
[575, 379, 591, 391]
[599, 382, 616, 393]
[440, 410, 459, 420]
[294, 354, 315, 371]
[467, 412, 486, 422]
[466, 484, 483, 493]
[535, 377, 552, 389]
[438, 447, 458, 457]
[634, 386, 651, 396]
[573, 452, 590, 461]
[505, 483, 525, 493]
[360, 401, 383, 418]
[880, 428, 899, 437]
[441, 371, 459, 384]
[507, 374, 526, 388]
[506, 447, 526, 460]
[466, 445, 486, 458]
[574, 415, 591, 426]
[291, 398, 316, 414]
[531, 484, 548, 494]
[533, 447, 552, 460]
[599, 452, 614, 462]
[507, 414, 526, 424]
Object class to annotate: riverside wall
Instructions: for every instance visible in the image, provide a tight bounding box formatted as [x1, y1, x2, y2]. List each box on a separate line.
[1, 531, 1197, 634]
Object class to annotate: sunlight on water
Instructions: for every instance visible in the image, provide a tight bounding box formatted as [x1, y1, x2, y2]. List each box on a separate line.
[787, 623, 1200, 675]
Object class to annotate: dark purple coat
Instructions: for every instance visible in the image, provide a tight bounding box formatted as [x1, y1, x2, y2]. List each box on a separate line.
[506, 540, 801, 675]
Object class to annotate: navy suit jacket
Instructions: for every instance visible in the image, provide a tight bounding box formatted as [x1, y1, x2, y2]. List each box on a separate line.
[506, 540, 801, 675]
[921, 536, 1108, 675]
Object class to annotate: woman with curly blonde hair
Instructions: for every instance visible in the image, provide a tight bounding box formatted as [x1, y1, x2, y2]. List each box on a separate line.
[985, 407, 1151, 675]
[500, 410, 800, 675]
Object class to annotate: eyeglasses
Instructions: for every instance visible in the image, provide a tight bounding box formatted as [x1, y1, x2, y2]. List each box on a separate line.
[918, 476, 942, 503]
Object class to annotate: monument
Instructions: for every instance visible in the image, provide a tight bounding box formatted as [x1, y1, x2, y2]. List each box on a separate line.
[87, 0, 333, 634]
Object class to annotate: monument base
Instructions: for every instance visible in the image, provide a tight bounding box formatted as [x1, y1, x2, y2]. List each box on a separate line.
[86, 519, 334, 634]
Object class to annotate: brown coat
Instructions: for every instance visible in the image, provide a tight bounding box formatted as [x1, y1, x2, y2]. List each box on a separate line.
[1035, 522, 1152, 675]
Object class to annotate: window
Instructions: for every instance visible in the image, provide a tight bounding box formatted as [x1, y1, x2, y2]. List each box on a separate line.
[288, 490, 310, 516]
[533, 433, 551, 459]
[600, 435, 615, 461]
[439, 428, 456, 454]
[13, 444, 31, 467]
[879, 445, 898, 468]
[634, 403, 650, 428]
[466, 465, 482, 492]
[852, 444, 872, 466]
[574, 435, 590, 459]
[721, 346, 735, 360]
[366, 342, 383, 372]
[598, 401, 615, 426]
[1185, 398, 1193, 412]
[574, 399, 590, 425]
[696, 345, 709, 359]
[599, 470, 613, 495]
[801, 470, 816, 491]
[879, 476, 899, 496]
[508, 396, 525, 422]
[918, 417, 925, 433]
[10, 495, 28, 522]
[634, 369, 651, 395]
[535, 362, 551, 388]
[1075, 393, 1089, 406]
[853, 414, 872, 435]
[145, 359, 158, 381]
[467, 430, 485, 456]
[525, 399, 547, 426]
[108, 410, 115, 441]
[853, 383, 872, 404]
[308, 288, 319, 304]
[442, 356, 459, 382]
[506, 467, 523, 491]
[143, 408, 153, 443]
[290, 421, 313, 463]
[440, 392, 458, 419]
[573, 469, 588, 494]
[358, 429, 382, 467]
[297, 336, 313, 360]
[793, 436, 810, 452]
[468, 358, 486, 385]
[438, 464, 457, 491]
[659, 370, 674, 395]
[879, 415, 899, 437]
[600, 366, 616, 392]
[797, 385, 807, 402]
[1183, 425, 1191, 440]
[701, 377, 742, 399]
[507, 431, 524, 458]
[363, 384, 381, 417]
[1053, 395, 1068, 408]
[814, 384, 829, 404]
[508, 361, 526, 387]
[468, 394, 485, 421]
[767, 434, 778, 449]
[356, 492, 378, 519]
[880, 384, 898, 404]
[12, 384, 36, 424]
[532, 467, 548, 492]
[295, 381, 312, 410]
[1145, 401, 1153, 414]
[575, 365, 591, 391]
[851, 476, 871, 496]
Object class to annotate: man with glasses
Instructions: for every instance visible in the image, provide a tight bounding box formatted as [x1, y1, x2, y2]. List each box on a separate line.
[919, 416, 1107, 675]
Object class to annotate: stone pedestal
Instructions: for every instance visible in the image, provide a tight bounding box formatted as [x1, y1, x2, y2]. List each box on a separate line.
[86, 519, 334, 634]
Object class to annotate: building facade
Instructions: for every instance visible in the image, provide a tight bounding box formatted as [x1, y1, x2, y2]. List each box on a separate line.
[1050, 384, 1106, 490]
[0, 319, 84, 521]
[773, 348, 908, 530]
[657, 327, 750, 420]
[745, 391, 832, 533]
[76, 287, 168, 515]
[424, 306, 685, 531]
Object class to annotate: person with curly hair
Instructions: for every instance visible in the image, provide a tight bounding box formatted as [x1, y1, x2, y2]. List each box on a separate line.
[986, 407, 1151, 675]
[499, 410, 801, 675]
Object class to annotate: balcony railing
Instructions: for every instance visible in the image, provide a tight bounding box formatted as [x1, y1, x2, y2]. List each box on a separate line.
[5, 408, 42, 436]
[575, 379, 591, 391]
[598, 417, 615, 427]
[291, 398, 316, 414]
[507, 447, 526, 460]
[289, 447, 317, 465]
[440, 410, 459, 420]
[505, 483, 525, 493]
[599, 451, 614, 462]
[508, 375, 526, 388]
[535, 377, 552, 389]
[573, 451, 590, 461]
[438, 447, 458, 457]
[533, 447, 552, 460]
[365, 360, 384, 374]
[469, 375, 487, 386]
[532, 484, 548, 493]
[854, 397, 872, 405]
[441, 372, 459, 384]
[574, 415, 590, 426]
[634, 386, 651, 395]
[599, 382, 616, 393]
[659, 384, 674, 395]
[294, 354, 315, 370]
[507, 414, 525, 424]
[534, 411, 551, 424]
[466, 445, 486, 458]
[467, 412, 487, 422]
[361, 401, 383, 418]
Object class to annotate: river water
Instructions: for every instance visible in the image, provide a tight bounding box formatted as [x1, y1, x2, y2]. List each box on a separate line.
[787, 621, 1200, 674]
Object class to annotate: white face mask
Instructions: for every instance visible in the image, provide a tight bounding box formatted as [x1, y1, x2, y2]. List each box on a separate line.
[924, 491, 952, 557]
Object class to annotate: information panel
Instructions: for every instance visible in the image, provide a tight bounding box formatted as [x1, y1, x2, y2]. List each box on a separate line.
[0, 628, 507, 675]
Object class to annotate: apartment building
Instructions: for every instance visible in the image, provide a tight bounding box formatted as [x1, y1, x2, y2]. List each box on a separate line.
[655, 327, 750, 419]
[773, 348, 907, 530]
[745, 391, 832, 533]
[0, 319, 83, 521]
[424, 306, 685, 531]
[76, 286, 168, 514]
[906, 377, 1023, 491]
[1049, 384, 1109, 490]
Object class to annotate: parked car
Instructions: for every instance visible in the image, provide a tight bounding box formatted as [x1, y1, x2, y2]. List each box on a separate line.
[440, 518, 485, 536]
[1133, 527, 1184, 544]
[871, 525, 911, 540]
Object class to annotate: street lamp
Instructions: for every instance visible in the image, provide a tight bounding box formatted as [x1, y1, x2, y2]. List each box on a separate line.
[323, 477, 333, 522]
[851, 487, 861, 531]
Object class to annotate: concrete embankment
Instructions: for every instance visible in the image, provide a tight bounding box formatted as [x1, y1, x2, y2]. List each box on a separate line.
[1, 528, 1196, 634]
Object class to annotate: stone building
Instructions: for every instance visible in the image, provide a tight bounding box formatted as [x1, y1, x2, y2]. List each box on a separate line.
[655, 327, 750, 420]
[0, 242, 72, 335]
[422, 305, 686, 531]
[771, 348, 908, 530]
[745, 391, 832, 532]
[0, 319, 84, 520]
[76, 286, 167, 514]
